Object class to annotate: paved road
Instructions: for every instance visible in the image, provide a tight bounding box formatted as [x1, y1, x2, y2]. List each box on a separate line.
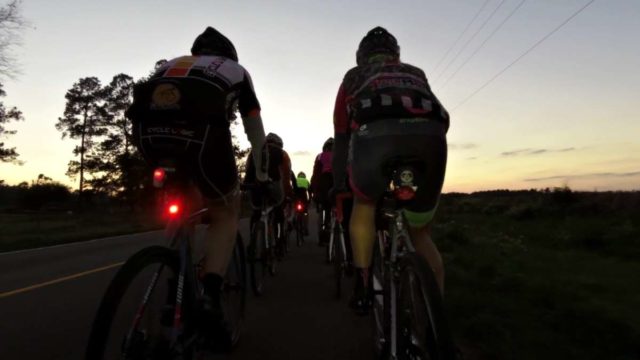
[0, 212, 373, 360]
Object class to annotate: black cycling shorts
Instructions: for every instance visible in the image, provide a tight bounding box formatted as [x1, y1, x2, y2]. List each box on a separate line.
[348, 118, 447, 215]
[136, 122, 238, 200]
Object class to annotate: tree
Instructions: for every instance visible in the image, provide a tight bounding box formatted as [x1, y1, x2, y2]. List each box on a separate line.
[0, 0, 27, 78]
[55, 77, 109, 197]
[0, 82, 22, 163]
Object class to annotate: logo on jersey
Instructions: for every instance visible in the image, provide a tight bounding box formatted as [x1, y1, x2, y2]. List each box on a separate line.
[203, 57, 227, 78]
[151, 84, 181, 110]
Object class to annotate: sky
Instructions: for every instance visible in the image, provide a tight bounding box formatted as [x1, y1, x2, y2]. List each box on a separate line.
[0, 0, 639, 193]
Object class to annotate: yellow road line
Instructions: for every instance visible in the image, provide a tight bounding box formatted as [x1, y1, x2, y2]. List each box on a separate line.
[0, 262, 124, 299]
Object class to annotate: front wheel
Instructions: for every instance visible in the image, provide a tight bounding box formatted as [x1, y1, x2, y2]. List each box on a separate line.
[85, 246, 194, 360]
[396, 253, 456, 360]
[224, 235, 247, 346]
[333, 226, 346, 299]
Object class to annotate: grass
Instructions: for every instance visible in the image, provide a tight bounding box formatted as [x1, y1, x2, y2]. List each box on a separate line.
[0, 210, 163, 252]
[434, 191, 640, 359]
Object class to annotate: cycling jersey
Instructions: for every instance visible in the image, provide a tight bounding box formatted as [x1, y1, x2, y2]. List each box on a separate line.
[128, 55, 263, 199]
[332, 59, 449, 225]
[296, 177, 310, 189]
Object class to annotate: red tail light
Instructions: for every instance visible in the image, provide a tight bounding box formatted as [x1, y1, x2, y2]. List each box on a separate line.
[153, 168, 166, 188]
[394, 186, 416, 201]
[167, 202, 181, 217]
[295, 201, 304, 212]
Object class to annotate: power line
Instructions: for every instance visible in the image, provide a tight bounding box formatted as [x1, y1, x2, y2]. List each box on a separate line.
[441, 0, 527, 89]
[452, 0, 597, 112]
[435, 0, 507, 81]
[431, 0, 490, 74]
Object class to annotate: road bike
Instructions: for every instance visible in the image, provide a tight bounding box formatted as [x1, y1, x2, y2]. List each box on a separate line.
[371, 159, 456, 360]
[327, 192, 352, 299]
[242, 183, 278, 296]
[85, 166, 246, 359]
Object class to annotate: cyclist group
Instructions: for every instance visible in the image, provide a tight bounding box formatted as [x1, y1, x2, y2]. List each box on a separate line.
[127, 25, 449, 353]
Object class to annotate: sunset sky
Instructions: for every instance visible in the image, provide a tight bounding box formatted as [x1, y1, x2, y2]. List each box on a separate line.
[0, 0, 638, 192]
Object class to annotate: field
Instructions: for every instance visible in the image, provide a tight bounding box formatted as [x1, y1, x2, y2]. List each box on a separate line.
[433, 190, 640, 359]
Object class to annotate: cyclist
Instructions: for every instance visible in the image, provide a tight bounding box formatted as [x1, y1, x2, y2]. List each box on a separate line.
[310, 137, 334, 245]
[244, 132, 294, 249]
[127, 26, 268, 346]
[331, 27, 449, 314]
[294, 171, 311, 235]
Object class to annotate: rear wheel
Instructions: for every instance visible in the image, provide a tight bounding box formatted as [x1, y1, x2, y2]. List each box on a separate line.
[85, 246, 194, 360]
[248, 223, 267, 296]
[224, 235, 247, 346]
[397, 253, 456, 360]
[333, 226, 346, 299]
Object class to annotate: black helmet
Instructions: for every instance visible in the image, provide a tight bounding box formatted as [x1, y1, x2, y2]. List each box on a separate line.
[356, 26, 400, 66]
[323, 137, 334, 152]
[298, 171, 306, 178]
[191, 27, 238, 61]
[266, 132, 283, 148]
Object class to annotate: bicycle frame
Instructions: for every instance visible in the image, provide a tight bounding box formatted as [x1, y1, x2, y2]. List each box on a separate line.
[328, 193, 351, 264]
[123, 178, 210, 353]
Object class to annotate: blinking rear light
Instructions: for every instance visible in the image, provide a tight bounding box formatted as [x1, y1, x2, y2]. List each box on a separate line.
[296, 202, 304, 212]
[394, 186, 416, 201]
[167, 201, 181, 217]
[153, 168, 166, 188]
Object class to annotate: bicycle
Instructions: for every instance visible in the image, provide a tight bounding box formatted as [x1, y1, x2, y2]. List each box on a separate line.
[293, 199, 308, 247]
[86, 166, 246, 359]
[327, 192, 352, 299]
[371, 159, 456, 360]
[242, 183, 278, 296]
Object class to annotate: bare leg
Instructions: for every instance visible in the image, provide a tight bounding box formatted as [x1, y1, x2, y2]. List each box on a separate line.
[409, 224, 445, 295]
[203, 190, 241, 276]
[349, 197, 377, 268]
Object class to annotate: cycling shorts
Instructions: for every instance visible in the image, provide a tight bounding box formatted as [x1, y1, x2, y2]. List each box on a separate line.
[348, 118, 447, 226]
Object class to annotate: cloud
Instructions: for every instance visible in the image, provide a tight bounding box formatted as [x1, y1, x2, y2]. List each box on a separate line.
[291, 150, 312, 156]
[449, 143, 478, 150]
[524, 171, 640, 182]
[466, 157, 477, 160]
[501, 147, 575, 157]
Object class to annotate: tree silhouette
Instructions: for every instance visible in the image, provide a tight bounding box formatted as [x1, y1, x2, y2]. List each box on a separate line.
[0, 82, 22, 163]
[0, 0, 27, 78]
[55, 77, 109, 198]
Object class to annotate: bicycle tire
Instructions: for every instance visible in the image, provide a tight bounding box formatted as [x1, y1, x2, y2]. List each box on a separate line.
[372, 236, 393, 359]
[225, 235, 247, 346]
[248, 222, 267, 296]
[85, 245, 194, 360]
[397, 253, 456, 360]
[333, 225, 345, 299]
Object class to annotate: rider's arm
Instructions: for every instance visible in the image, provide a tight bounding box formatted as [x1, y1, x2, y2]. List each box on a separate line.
[238, 69, 268, 182]
[332, 82, 349, 189]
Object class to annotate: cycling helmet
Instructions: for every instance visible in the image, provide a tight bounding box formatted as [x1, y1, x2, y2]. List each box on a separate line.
[266, 132, 283, 148]
[191, 27, 238, 61]
[322, 137, 334, 152]
[356, 26, 400, 66]
[298, 171, 306, 178]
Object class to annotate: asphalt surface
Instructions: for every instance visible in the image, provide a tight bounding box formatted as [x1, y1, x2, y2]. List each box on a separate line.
[0, 212, 373, 360]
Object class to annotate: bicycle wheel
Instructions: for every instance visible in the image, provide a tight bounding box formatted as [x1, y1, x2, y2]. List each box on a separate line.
[86, 246, 195, 360]
[372, 235, 392, 359]
[248, 223, 267, 296]
[397, 253, 456, 360]
[224, 234, 247, 346]
[333, 226, 345, 299]
[296, 214, 304, 247]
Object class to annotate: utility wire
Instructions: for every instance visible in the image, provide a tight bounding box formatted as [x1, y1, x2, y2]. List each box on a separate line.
[452, 0, 597, 112]
[435, 0, 507, 81]
[441, 0, 527, 89]
[431, 0, 490, 74]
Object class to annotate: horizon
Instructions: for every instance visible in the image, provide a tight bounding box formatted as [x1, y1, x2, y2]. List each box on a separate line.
[0, 0, 639, 193]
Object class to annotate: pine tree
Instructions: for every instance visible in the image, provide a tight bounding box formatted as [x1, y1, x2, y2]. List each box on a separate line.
[0, 82, 22, 163]
[55, 77, 110, 197]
